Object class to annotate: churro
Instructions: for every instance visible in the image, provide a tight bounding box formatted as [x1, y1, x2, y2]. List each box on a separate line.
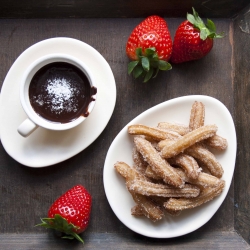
[188, 101, 227, 151]
[157, 122, 189, 136]
[163, 180, 225, 211]
[169, 153, 200, 180]
[157, 139, 175, 151]
[114, 101, 227, 222]
[114, 161, 147, 181]
[128, 124, 181, 141]
[205, 135, 228, 151]
[161, 124, 218, 159]
[185, 144, 224, 178]
[127, 179, 200, 198]
[131, 205, 144, 216]
[130, 192, 164, 222]
[134, 137, 184, 188]
[145, 165, 221, 188]
[145, 165, 162, 180]
[174, 167, 222, 188]
[189, 101, 205, 130]
[149, 196, 170, 206]
[132, 148, 147, 175]
[149, 196, 182, 216]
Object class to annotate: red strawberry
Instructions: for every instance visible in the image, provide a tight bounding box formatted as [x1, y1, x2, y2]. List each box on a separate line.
[36, 185, 92, 243]
[171, 8, 223, 63]
[126, 15, 172, 82]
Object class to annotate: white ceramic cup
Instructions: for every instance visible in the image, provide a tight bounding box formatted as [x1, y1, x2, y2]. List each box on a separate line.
[17, 54, 97, 137]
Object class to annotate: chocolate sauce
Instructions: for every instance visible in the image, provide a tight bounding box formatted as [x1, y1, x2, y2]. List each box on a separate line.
[29, 62, 97, 123]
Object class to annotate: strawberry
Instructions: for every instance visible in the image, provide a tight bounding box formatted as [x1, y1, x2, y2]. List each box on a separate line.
[126, 15, 172, 82]
[171, 8, 223, 63]
[36, 185, 92, 243]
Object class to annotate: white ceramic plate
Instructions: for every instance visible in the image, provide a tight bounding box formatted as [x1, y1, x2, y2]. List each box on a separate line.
[103, 95, 236, 238]
[0, 37, 116, 167]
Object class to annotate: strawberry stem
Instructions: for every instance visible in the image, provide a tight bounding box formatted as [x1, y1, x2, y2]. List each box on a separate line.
[187, 7, 224, 40]
[128, 47, 172, 82]
[36, 214, 84, 244]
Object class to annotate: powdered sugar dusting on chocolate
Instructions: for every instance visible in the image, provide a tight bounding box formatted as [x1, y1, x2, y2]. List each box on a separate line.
[42, 77, 81, 114]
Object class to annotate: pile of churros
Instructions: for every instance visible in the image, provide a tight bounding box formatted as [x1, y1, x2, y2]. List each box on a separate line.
[114, 101, 227, 222]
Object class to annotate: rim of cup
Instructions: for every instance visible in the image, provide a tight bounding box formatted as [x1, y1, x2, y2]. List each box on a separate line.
[20, 53, 97, 131]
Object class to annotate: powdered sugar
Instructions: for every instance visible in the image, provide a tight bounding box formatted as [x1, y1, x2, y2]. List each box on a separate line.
[35, 77, 81, 115]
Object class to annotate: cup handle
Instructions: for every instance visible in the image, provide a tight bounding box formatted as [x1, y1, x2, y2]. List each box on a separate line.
[17, 118, 38, 137]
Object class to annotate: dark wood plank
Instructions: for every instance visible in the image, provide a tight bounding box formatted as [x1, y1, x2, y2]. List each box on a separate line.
[0, 231, 249, 249]
[233, 8, 250, 245]
[0, 0, 249, 18]
[0, 17, 244, 247]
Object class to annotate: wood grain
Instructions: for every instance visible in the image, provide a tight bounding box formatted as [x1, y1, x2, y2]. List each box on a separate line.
[0, 16, 247, 248]
[233, 9, 250, 246]
[0, 0, 249, 18]
[0, 232, 249, 249]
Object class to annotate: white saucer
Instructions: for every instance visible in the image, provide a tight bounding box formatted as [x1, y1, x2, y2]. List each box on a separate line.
[0, 37, 116, 167]
[103, 95, 236, 238]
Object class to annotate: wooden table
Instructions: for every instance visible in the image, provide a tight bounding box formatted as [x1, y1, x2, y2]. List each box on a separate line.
[0, 2, 250, 249]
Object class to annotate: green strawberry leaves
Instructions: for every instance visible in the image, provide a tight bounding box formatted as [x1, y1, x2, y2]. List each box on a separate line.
[128, 47, 172, 82]
[36, 214, 84, 244]
[128, 61, 139, 74]
[206, 19, 216, 33]
[142, 57, 150, 71]
[187, 7, 224, 40]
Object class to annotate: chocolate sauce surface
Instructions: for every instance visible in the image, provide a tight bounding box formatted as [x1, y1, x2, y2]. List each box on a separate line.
[29, 62, 97, 123]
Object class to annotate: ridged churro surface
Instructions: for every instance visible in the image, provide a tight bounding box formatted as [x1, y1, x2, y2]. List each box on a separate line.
[189, 101, 205, 130]
[163, 180, 225, 211]
[161, 124, 217, 159]
[128, 124, 181, 141]
[185, 144, 224, 178]
[169, 153, 200, 180]
[134, 137, 184, 188]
